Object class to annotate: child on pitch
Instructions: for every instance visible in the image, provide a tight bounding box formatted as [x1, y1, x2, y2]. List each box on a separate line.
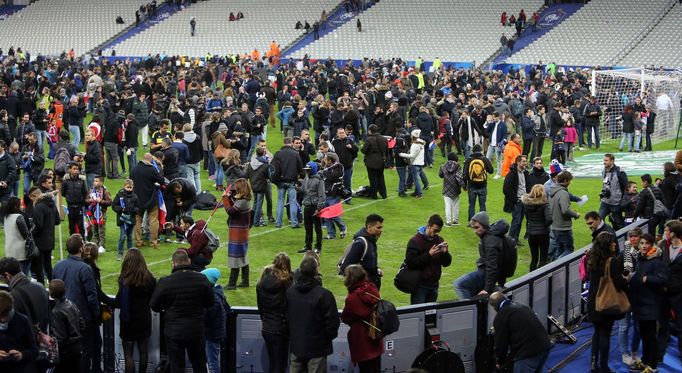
[86, 175, 112, 253]
[112, 179, 139, 261]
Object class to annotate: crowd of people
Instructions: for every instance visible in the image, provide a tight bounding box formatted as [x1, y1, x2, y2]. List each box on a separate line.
[0, 45, 682, 372]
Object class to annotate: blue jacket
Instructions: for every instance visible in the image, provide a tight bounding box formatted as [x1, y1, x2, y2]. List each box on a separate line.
[205, 285, 229, 341]
[277, 106, 295, 129]
[631, 250, 669, 321]
[521, 116, 535, 141]
[206, 98, 223, 113]
[53, 255, 100, 322]
[486, 121, 507, 146]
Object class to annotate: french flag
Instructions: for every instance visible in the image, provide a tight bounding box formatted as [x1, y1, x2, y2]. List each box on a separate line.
[157, 189, 167, 227]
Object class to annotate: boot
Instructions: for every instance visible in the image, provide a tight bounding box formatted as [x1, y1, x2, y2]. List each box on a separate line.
[591, 357, 599, 373]
[226, 269, 239, 290]
[237, 265, 249, 287]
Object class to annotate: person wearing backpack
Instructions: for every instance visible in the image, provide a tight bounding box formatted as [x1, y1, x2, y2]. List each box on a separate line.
[463, 144, 494, 222]
[339, 214, 384, 289]
[633, 174, 667, 240]
[341, 264, 384, 373]
[173, 216, 213, 271]
[600, 153, 627, 231]
[454, 211, 509, 299]
[405, 215, 452, 304]
[438, 152, 463, 226]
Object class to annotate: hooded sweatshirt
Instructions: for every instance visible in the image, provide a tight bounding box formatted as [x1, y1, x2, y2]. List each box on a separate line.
[438, 160, 463, 198]
[549, 184, 579, 231]
[182, 130, 203, 164]
[247, 155, 270, 193]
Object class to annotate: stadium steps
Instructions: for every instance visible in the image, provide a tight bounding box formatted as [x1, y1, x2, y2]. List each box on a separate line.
[85, 1, 183, 57]
[282, 1, 375, 58]
[0, 5, 26, 22]
[480, 3, 585, 69]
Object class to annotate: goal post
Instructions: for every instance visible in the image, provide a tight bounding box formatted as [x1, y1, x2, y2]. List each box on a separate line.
[591, 68, 681, 146]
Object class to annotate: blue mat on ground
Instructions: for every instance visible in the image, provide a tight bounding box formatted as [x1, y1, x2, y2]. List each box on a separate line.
[545, 323, 680, 372]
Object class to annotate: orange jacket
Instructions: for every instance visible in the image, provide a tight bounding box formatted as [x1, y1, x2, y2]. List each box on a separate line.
[501, 141, 522, 177]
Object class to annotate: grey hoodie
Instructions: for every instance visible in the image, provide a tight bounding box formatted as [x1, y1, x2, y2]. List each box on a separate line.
[549, 184, 579, 231]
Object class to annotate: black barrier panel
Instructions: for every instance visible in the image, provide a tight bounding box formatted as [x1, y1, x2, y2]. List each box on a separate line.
[532, 275, 550, 330]
[235, 311, 268, 372]
[437, 303, 478, 372]
[550, 267, 567, 327]
[567, 259, 583, 321]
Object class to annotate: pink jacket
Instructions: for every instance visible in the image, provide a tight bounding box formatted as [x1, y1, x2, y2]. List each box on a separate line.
[564, 126, 578, 144]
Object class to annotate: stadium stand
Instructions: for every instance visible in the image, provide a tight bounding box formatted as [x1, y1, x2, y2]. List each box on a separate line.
[507, 0, 674, 67]
[107, 0, 341, 57]
[0, 0, 149, 56]
[618, 2, 682, 68]
[289, 0, 543, 65]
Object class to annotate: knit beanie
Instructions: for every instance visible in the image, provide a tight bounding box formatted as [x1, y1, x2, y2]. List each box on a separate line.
[471, 211, 490, 229]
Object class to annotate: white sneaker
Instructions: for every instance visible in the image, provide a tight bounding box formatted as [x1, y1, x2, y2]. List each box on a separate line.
[493, 174, 501, 180]
[622, 353, 634, 366]
[98, 246, 106, 254]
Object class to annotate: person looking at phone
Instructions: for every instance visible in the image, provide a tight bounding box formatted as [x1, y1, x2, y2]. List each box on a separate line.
[404, 214, 452, 304]
[0, 290, 39, 371]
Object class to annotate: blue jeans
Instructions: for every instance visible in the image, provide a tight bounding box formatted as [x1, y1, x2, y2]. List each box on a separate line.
[323, 196, 346, 238]
[207, 151, 215, 177]
[186, 162, 201, 193]
[410, 284, 439, 304]
[276, 183, 298, 227]
[396, 166, 407, 195]
[467, 185, 487, 221]
[454, 269, 486, 299]
[634, 131, 641, 152]
[513, 349, 549, 373]
[69, 125, 81, 147]
[19, 260, 31, 277]
[118, 224, 134, 255]
[618, 312, 640, 356]
[23, 172, 32, 195]
[248, 134, 262, 159]
[343, 167, 353, 198]
[206, 340, 221, 373]
[552, 229, 574, 259]
[620, 132, 634, 151]
[509, 201, 525, 241]
[464, 144, 472, 159]
[486, 145, 503, 175]
[586, 124, 600, 148]
[213, 155, 224, 187]
[411, 165, 424, 195]
[253, 192, 265, 224]
[127, 148, 138, 172]
[35, 130, 47, 150]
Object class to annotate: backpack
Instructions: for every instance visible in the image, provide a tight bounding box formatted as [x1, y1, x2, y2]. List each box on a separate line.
[337, 237, 368, 275]
[500, 234, 518, 278]
[468, 158, 487, 184]
[363, 292, 400, 339]
[648, 188, 670, 217]
[203, 227, 220, 253]
[54, 147, 71, 177]
[510, 100, 523, 117]
[195, 191, 217, 210]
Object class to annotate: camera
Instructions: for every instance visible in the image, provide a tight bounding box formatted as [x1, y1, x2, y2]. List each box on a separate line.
[599, 189, 611, 199]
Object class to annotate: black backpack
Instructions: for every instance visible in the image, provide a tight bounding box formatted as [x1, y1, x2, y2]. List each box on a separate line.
[195, 191, 217, 210]
[500, 234, 518, 279]
[412, 341, 466, 373]
[363, 292, 400, 339]
[54, 147, 71, 177]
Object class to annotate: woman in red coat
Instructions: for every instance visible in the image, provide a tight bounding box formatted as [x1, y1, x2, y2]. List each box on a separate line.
[341, 265, 384, 373]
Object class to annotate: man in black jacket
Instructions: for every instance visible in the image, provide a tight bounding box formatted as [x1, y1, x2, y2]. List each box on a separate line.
[61, 163, 88, 235]
[584, 211, 616, 243]
[0, 140, 16, 220]
[130, 153, 166, 249]
[527, 157, 549, 187]
[361, 124, 388, 199]
[659, 220, 682, 360]
[84, 129, 103, 188]
[339, 214, 384, 288]
[272, 137, 303, 228]
[103, 112, 122, 179]
[27, 187, 60, 284]
[490, 291, 552, 371]
[151, 249, 214, 373]
[331, 127, 358, 196]
[182, 123, 203, 192]
[503, 155, 530, 241]
[166, 177, 197, 222]
[286, 256, 339, 372]
[0, 257, 50, 337]
[160, 138, 180, 180]
[584, 96, 601, 149]
[405, 214, 452, 304]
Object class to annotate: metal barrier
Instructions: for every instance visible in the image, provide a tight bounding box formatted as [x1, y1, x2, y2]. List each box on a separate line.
[102, 219, 649, 372]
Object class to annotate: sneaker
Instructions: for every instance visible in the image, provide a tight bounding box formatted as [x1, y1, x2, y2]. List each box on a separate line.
[164, 238, 173, 243]
[98, 246, 106, 254]
[268, 217, 275, 223]
[291, 224, 301, 229]
[117, 254, 123, 261]
[225, 284, 237, 290]
[452, 221, 459, 226]
[340, 231, 347, 238]
[629, 360, 646, 371]
[313, 249, 321, 255]
[493, 174, 501, 179]
[622, 354, 634, 366]
[642, 366, 657, 373]
[445, 222, 453, 227]
[323, 235, 335, 240]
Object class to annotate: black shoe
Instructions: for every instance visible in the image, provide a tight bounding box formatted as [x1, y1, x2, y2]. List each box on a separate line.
[225, 284, 237, 290]
[297, 248, 310, 253]
[268, 217, 275, 222]
[398, 193, 407, 197]
[237, 282, 249, 288]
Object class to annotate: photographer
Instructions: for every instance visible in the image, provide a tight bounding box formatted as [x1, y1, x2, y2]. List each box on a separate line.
[599, 154, 627, 231]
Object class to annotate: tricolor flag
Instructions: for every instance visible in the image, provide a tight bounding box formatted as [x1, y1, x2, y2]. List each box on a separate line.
[318, 202, 343, 219]
[158, 189, 167, 226]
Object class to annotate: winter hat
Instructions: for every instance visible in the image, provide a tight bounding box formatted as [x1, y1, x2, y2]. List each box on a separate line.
[471, 211, 490, 229]
[549, 159, 563, 176]
[201, 268, 221, 285]
[325, 152, 339, 163]
[411, 129, 421, 138]
[305, 161, 319, 175]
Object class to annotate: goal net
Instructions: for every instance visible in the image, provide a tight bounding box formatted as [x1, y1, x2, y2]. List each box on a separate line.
[591, 68, 682, 146]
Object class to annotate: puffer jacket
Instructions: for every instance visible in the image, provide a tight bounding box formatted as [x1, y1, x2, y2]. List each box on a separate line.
[521, 193, 552, 236]
[399, 139, 425, 166]
[476, 220, 510, 292]
[630, 248, 669, 321]
[405, 226, 452, 287]
[256, 268, 292, 335]
[61, 173, 88, 206]
[438, 160, 463, 198]
[361, 133, 387, 170]
[340, 280, 384, 364]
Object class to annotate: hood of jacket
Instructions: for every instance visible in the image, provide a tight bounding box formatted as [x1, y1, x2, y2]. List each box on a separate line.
[488, 219, 510, 237]
[184, 131, 197, 143]
[233, 198, 250, 212]
[294, 273, 322, 293]
[36, 193, 56, 208]
[549, 184, 567, 198]
[443, 160, 460, 174]
[250, 155, 267, 170]
[521, 193, 547, 206]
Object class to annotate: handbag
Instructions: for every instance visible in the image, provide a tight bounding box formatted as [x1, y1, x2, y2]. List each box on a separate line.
[393, 262, 421, 294]
[25, 223, 39, 260]
[648, 188, 669, 217]
[595, 257, 631, 314]
[213, 143, 230, 160]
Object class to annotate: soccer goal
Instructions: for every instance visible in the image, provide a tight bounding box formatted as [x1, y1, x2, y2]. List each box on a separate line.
[591, 68, 682, 146]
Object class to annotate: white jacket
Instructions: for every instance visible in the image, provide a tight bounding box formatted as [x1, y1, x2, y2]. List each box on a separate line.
[399, 139, 425, 166]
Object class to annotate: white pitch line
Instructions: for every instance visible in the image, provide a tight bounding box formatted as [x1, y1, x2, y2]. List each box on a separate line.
[101, 183, 441, 279]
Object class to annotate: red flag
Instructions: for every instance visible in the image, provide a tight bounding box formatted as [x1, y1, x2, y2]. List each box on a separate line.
[318, 202, 343, 219]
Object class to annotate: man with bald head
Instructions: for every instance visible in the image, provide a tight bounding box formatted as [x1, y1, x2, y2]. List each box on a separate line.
[130, 153, 166, 249]
[489, 291, 552, 372]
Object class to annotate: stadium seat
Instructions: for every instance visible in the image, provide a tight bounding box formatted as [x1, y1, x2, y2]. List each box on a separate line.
[618, 3, 682, 68]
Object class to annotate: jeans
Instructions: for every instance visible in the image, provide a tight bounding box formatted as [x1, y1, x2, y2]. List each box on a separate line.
[444, 195, 460, 224]
[619, 132, 633, 151]
[410, 284, 439, 304]
[104, 142, 120, 177]
[323, 196, 346, 238]
[343, 166, 353, 199]
[467, 186, 487, 221]
[618, 312, 640, 356]
[289, 354, 326, 373]
[127, 148, 138, 173]
[82, 321, 103, 373]
[248, 134, 262, 159]
[396, 166, 408, 195]
[23, 172, 32, 195]
[263, 331, 289, 373]
[35, 129, 47, 150]
[185, 162, 201, 193]
[410, 165, 424, 195]
[454, 269, 486, 299]
[633, 131, 641, 152]
[509, 201, 525, 240]
[586, 124, 600, 148]
[118, 224, 134, 255]
[599, 202, 624, 231]
[552, 229, 574, 259]
[486, 145, 503, 175]
[69, 125, 81, 147]
[19, 260, 31, 277]
[165, 336, 207, 373]
[463, 144, 472, 159]
[206, 339, 221, 373]
[212, 155, 224, 187]
[513, 349, 549, 373]
[276, 183, 298, 227]
[122, 338, 149, 373]
[253, 192, 265, 224]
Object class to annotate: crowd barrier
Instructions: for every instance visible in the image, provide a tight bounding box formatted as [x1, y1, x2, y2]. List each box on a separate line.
[101, 219, 649, 372]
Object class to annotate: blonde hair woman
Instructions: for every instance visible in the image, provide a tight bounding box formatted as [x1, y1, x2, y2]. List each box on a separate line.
[520, 184, 551, 270]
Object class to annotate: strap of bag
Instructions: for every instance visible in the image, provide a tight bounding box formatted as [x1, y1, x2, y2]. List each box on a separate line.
[358, 236, 369, 262]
